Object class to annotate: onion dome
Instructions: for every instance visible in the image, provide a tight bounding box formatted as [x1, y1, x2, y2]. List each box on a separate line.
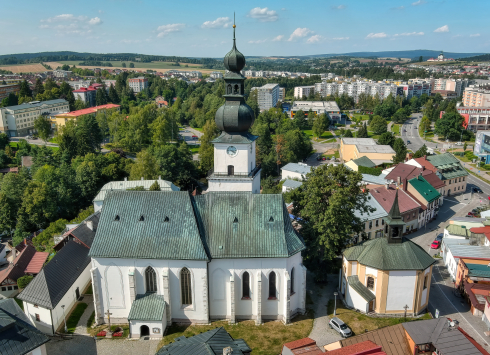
[223, 24, 245, 73]
[215, 101, 254, 132]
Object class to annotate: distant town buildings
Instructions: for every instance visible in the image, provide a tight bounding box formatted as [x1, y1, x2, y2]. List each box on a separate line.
[0, 83, 20, 101]
[52, 69, 72, 78]
[463, 86, 490, 107]
[128, 76, 148, 93]
[431, 90, 458, 100]
[251, 83, 280, 111]
[294, 86, 315, 99]
[210, 71, 223, 79]
[0, 99, 69, 137]
[427, 52, 455, 62]
[290, 101, 341, 121]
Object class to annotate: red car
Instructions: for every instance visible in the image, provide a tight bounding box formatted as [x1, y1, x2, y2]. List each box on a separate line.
[468, 212, 477, 217]
[431, 240, 441, 249]
[192, 135, 198, 139]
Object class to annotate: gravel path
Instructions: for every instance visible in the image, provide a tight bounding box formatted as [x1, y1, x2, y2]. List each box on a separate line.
[74, 295, 94, 336]
[307, 273, 343, 350]
[96, 338, 160, 355]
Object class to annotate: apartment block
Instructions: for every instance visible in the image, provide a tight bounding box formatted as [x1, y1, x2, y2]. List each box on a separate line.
[314, 81, 398, 101]
[463, 87, 490, 107]
[278, 87, 285, 102]
[73, 87, 96, 107]
[128, 76, 148, 93]
[397, 83, 431, 100]
[52, 70, 72, 78]
[294, 86, 315, 99]
[0, 99, 69, 137]
[251, 83, 280, 111]
[210, 72, 223, 79]
[0, 84, 20, 101]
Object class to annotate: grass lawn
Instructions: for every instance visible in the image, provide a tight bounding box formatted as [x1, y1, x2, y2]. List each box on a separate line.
[157, 314, 314, 355]
[391, 124, 400, 135]
[86, 311, 95, 330]
[324, 150, 340, 160]
[14, 297, 24, 311]
[302, 130, 334, 140]
[84, 284, 93, 295]
[188, 144, 200, 154]
[418, 125, 434, 140]
[49, 137, 60, 144]
[327, 300, 431, 336]
[351, 114, 369, 121]
[58, 60, 204, 70]
[192, 127, 203, 132]
[9, 141, 59, 152]
[66, 303, 88, 334]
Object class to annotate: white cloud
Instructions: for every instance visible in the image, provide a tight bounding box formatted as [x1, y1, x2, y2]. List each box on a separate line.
[121, 39, 141, 44]
[88, 17, 102, 25]
[434, 25, 449, 33]
[391, 5, 405, 10]
[412, 0, 426, 5]
[331, 5, 346, 10]
[157, 23, 185, 37]
[366, 32, 387, 39]
[39, 24, 49, 29]
[272, 35, 284, 41]
[201, 17, 231, 29]
[248, 39, 267, 44]
[306, 35, 324, 43]
[394, 32, 424, 36]
[333, 37, 350, 40]
[98, 10, 104, 14]
[247, 7, 278, 22]
[470, 33, 481, 37]
[288, 28, 313, 41]
[42, 14, 88, 23]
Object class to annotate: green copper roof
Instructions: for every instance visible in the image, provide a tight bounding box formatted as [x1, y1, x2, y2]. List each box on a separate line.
[211, 132, 258, 144]
[89, 191, 209, 260]
[426, 153, 468, 180]
[408, 176, 441, 203]
[465, 263, 490, 278]
[128, 293, 166, 321]
[193, 192, 305, 258]
[384, 188, 405, 228]
[347, 275, 376, 302]
[343, 237, 435, 270]
[352, 156, 376, 168]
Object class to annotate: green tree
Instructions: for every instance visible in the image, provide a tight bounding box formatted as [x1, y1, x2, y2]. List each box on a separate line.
[413, 144, 428, 158]
[149, 181, 161, 191]
[293, 110, 307, 130]
[420, 116, 431, 132]
[150, 143, 198, 189]
[434, 112, 466, 141]
[19, 79, 32, 98]
[377, 132, 395, 147]
[17, 275, 34, 289]
[312, 113, 329, 139]
[34, 116, 52, 143]
[369, 115, 388, 135]
[287, 164, 373, 279]
[464, 142, 467, 152]
[357, 122, 368, 138]
[198, 119, 220, 173]
[392, 108, 408, 123]
[129, 150, 160, 180]
[129, 63, 135, 68]
[343, 129, 353, 138]
[108, 84, 119, 104]
[34, 78, 44, 96]
[284, 129, 313, 162]
[74, 97, 87, 110]
[393, 138, 407, 163]
[0, 193, 16, 235]
[0, 133, 9, 150]
[96, 88, 107, 106]
[122, 62, 127, 68]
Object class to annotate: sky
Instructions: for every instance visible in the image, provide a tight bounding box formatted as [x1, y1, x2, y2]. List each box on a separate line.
[1, 0, 489, 58]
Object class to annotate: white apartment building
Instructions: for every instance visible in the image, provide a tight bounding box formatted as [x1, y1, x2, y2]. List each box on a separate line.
[0, 99, 69, 137]
[128, 76, 148, 93]
[463, 86, 490, 107]
[251, 83, 280, 111]
[294, 86, 315, 99]
[210, 72, 223, 79]
[313, 81, 398, 102]
[397, 83, 431, 100]
[52, 70, 72, 78]
[68, 80, 92, 90]
[279, 87, 285, 102]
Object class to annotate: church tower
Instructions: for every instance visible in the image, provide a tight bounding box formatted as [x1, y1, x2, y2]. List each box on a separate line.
[208, 19, 261, 193]
[384, 188, 405, 243]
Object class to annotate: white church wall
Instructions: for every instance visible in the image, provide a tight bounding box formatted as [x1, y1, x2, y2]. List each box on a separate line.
[92, 257, 209, 324]
[420, 267, 430, 306]
[286, 252, 305, 316]
[129, 318, 166, 338]
[345, 284, 368, 313]
[208, 179, 257, 193]
[386, 270, 416, 311]
[214, 143, 254, 174]
[23, 302, 53, 335]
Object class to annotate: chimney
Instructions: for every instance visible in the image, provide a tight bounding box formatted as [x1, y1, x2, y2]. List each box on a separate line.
[223, 347, 233, 355]
[11, 249, 16, 260]
[397, 176, 401, 186]
[403, 178, 408, 191]
[385, 182, 389, 190]
[124, 177, 127, 181]
[424, 155, 427, 160]
[86, 220, 94, 231]
[422, 165, 425, 171]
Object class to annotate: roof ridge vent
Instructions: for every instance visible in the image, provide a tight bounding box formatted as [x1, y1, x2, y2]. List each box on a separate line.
[114, 215, 120, 221]
[269, 216, 274, 222]
[139, 215, 144, 222]
[164, 216, 169, 222]
[233, 217, 238, 223]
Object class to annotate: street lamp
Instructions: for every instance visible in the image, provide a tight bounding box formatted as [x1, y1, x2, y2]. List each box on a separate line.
[334, 292, 339, 316]
[61, 305, 67, 333]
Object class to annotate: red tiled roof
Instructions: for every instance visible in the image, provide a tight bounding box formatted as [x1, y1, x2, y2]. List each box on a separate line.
[470, 226, 490, 242]
[326, 341, 383, 355]
[73, 87, 96, 93]
[24, 252, 49, 274]
[369, 184, 421, 214]
[420, 170, 445, 189]
[0, 167, 19, 174]
[463, 281, 490, 312]
[458, 327, 490, 355]
[0, 245, 36, 284]
[283, 337, 316, 350]
[385, 164, 420, 182]
[414, 158, 437, 173]
[292, 346, 323, 355]
[60, 104, 120, 117]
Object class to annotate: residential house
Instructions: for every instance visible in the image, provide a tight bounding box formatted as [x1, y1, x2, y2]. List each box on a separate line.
[340, 138, 395, 164]
[0, 244, 8, 266]
[406, 175, 442, 227]
[353, 195, 388, 242]
[282, 179, 303, 193]
[444, 224, 472, 240]
[128, 77, 148, 93]
[282, 337, 322, 355]
[24, 252, 49, 276]
[369, 184, 421, 234]
[441, 238, 490, 280]
[340, 190, 435, 315]
[324, 341, 385, 355]
[54, 211, 99, 251]
[281, 162, 311, 181]
[155, 96, 168, 108]
[425, 153, 469, 196]
[344, 156, 377, 172]
[449, 217, 487, 229]
[18, 241, 92, 334]
[156, 326, 251, 354]
[92, 178, 179, 212]
[0, 245, 36, 299]
[0, 298, 50, 355]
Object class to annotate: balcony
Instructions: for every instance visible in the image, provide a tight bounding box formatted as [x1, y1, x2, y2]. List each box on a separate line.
[208, 164, 261, 179]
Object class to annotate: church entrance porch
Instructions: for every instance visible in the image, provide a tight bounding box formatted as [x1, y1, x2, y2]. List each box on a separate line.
[128, 293, 167, 338]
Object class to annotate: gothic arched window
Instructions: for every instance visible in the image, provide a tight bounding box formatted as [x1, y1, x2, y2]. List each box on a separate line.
[145, 267, 157, 293]
[227, 84, 232, 94]
[290, 267, 295, 295]
[268, 271, 277, 299]
[234, 84, 239, 94]
[181, 267, 192, 305]
[242, 272, 250, 299]
[367, 276, 374, 290]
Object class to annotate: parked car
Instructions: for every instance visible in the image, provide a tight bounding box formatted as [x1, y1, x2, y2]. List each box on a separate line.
[431, 240, 441, 249]
[455, 142, 463, 146]
[329, 317, 352, 337]
[436, 233, 443, 242]
[192, 135, 198, 139]
[25, 135, 32, 139]
[407, 140, 411, 144]
[473, 187, 483, 194]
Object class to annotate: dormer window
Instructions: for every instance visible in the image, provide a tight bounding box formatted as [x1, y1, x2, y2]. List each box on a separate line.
[269, 216, 274, 222]
[164, 216, 169, 222]
[139, 215, 144, 222]
[114, 215, 120, 221]
[233, 217, 238, 223]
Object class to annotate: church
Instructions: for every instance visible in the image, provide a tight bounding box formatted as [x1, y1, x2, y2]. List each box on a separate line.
[88, 23, 307, 339]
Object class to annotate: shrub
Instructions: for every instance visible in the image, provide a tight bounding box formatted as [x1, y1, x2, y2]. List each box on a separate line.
[17, 275, 34, 289]
[358, 166, 383, 176]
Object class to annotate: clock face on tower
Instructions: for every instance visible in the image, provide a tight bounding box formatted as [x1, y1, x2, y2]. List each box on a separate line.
[227, 146, 238, 157]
